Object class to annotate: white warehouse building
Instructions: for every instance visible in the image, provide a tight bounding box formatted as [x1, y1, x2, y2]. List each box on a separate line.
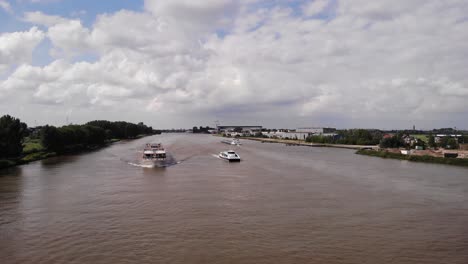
[296, 127, 336, 134]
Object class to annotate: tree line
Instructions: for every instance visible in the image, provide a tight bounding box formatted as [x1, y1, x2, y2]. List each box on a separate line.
[0, 115, 28, 159]
[306, 129, 383, 145]
[192, 126, 214, 133]
[379, 133, 464, 149]
[0, 115, 159, 159]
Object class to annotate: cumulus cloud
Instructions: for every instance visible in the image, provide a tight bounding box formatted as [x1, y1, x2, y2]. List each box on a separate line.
[48, 19, 92, 57]
[23, 11, 69, 26]
[0, 27, 45, 74]
[144, 0, 239, 33]
[2, 0, 468, 128]
[302, 0, 330, 16]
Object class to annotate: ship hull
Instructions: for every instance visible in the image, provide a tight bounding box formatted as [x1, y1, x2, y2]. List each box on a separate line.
[141, 158, 167, 167]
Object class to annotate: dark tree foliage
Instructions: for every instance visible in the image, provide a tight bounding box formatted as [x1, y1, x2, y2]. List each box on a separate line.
[461, 136, 468, 144]
[192, 126, 213, 134]
[306, 129, 383, 145]
[379, 136, 404, 148]
[41, 121, 154, 152]
[439, 137, 459, 149]
[432, 128, 458, 134]
[427, 134, 436, 148]
[41, 125, 63, 152]
[0, 115, 28, 158]
[86, 120, 154, 139]
[253, 132, 268, 138]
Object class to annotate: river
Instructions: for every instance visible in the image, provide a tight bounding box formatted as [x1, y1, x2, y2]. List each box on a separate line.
[1, 134, 468, 264]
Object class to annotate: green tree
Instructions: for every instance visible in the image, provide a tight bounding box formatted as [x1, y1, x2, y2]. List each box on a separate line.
[446, 138, 459, 149]
[0, 115, 28, 158]
[379, 136, 403, 148]
[40, 125, 62, 152]
[427, 134, 435, 148]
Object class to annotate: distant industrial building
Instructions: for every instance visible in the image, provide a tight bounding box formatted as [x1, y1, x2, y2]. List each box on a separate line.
[434, 134, 463, 144]
[262, 127, 337, 140]
[217, 125, 263, 135]
[296, 127, 336, 134]
[267, 132, 310, 140]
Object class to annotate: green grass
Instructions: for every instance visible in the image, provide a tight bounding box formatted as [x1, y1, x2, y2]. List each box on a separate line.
[356, 149, 468, 167]
[23, 138, 45, 154]
[20, 152, 56, 163]
[411, 134, 429, 143]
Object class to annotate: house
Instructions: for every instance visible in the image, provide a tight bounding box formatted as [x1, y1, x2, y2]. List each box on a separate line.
[383, 134, 394, 139]
[435, 134, 462, 143]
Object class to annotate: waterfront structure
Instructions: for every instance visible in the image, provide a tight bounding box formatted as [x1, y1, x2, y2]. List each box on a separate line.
[261, 127, 338, 140]
[296, 127, 336, 134]
[217, 125, 263, 135]
[262, 131, 310, 140]
[435, 134, 463, 143]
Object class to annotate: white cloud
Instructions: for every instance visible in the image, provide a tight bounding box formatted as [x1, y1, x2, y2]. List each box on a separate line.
[23, 11, 68, 26]
[0, 27, 45, 74]
[2, 0, 468, 128]
[48, 20, 92, 57]
[144, 0, 239, 34]
[302, 0, 330, 17]
[23, 12, 93, 57]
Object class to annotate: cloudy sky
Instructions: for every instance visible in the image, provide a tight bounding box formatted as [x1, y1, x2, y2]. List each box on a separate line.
[0, 0, 467, 129]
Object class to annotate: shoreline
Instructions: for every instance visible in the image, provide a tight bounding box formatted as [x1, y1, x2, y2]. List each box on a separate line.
[0, 135, 152, 171]
[240, 136, 468, 168]
[356, 149, 468, 167]
[242, 137, 378, 150]
[1, 143, 116, 170]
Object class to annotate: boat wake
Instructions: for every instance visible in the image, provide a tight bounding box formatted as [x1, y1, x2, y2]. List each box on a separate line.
[212, 154, 222, 160]
[128, 160, 180, 168]
[127, 153, 180, 168]
[128, 162, 156, 168]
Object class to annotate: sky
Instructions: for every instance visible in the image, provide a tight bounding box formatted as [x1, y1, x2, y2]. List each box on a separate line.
[0, 0, 467, 129]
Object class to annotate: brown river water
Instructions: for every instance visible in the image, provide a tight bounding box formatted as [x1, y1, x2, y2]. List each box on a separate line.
[1, 134, 468, 264]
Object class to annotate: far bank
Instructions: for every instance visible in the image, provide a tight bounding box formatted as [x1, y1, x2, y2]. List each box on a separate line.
[0, 136, 150, 170]
[242, 137, 378, 150]
[356, 149, 468, 167]
[238, 136, 468, 168]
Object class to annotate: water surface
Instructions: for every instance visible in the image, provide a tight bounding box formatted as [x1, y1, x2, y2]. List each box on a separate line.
[1, 134, 468, 263]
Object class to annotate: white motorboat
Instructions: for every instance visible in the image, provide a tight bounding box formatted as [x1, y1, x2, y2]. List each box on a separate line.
[221, 138, 241, 146]
[141, 143, 167, 166]
[219, 150, 241, 162]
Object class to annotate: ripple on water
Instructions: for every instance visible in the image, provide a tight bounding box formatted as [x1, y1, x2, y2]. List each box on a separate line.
[1, 134, 468, 264]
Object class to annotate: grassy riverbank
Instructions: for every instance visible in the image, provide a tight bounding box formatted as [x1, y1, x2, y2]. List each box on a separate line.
[0, 135, 151, 170]
[244, 137, 378, 150]
[356, 149, 468, 167]
[0, 152, 57, 170]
